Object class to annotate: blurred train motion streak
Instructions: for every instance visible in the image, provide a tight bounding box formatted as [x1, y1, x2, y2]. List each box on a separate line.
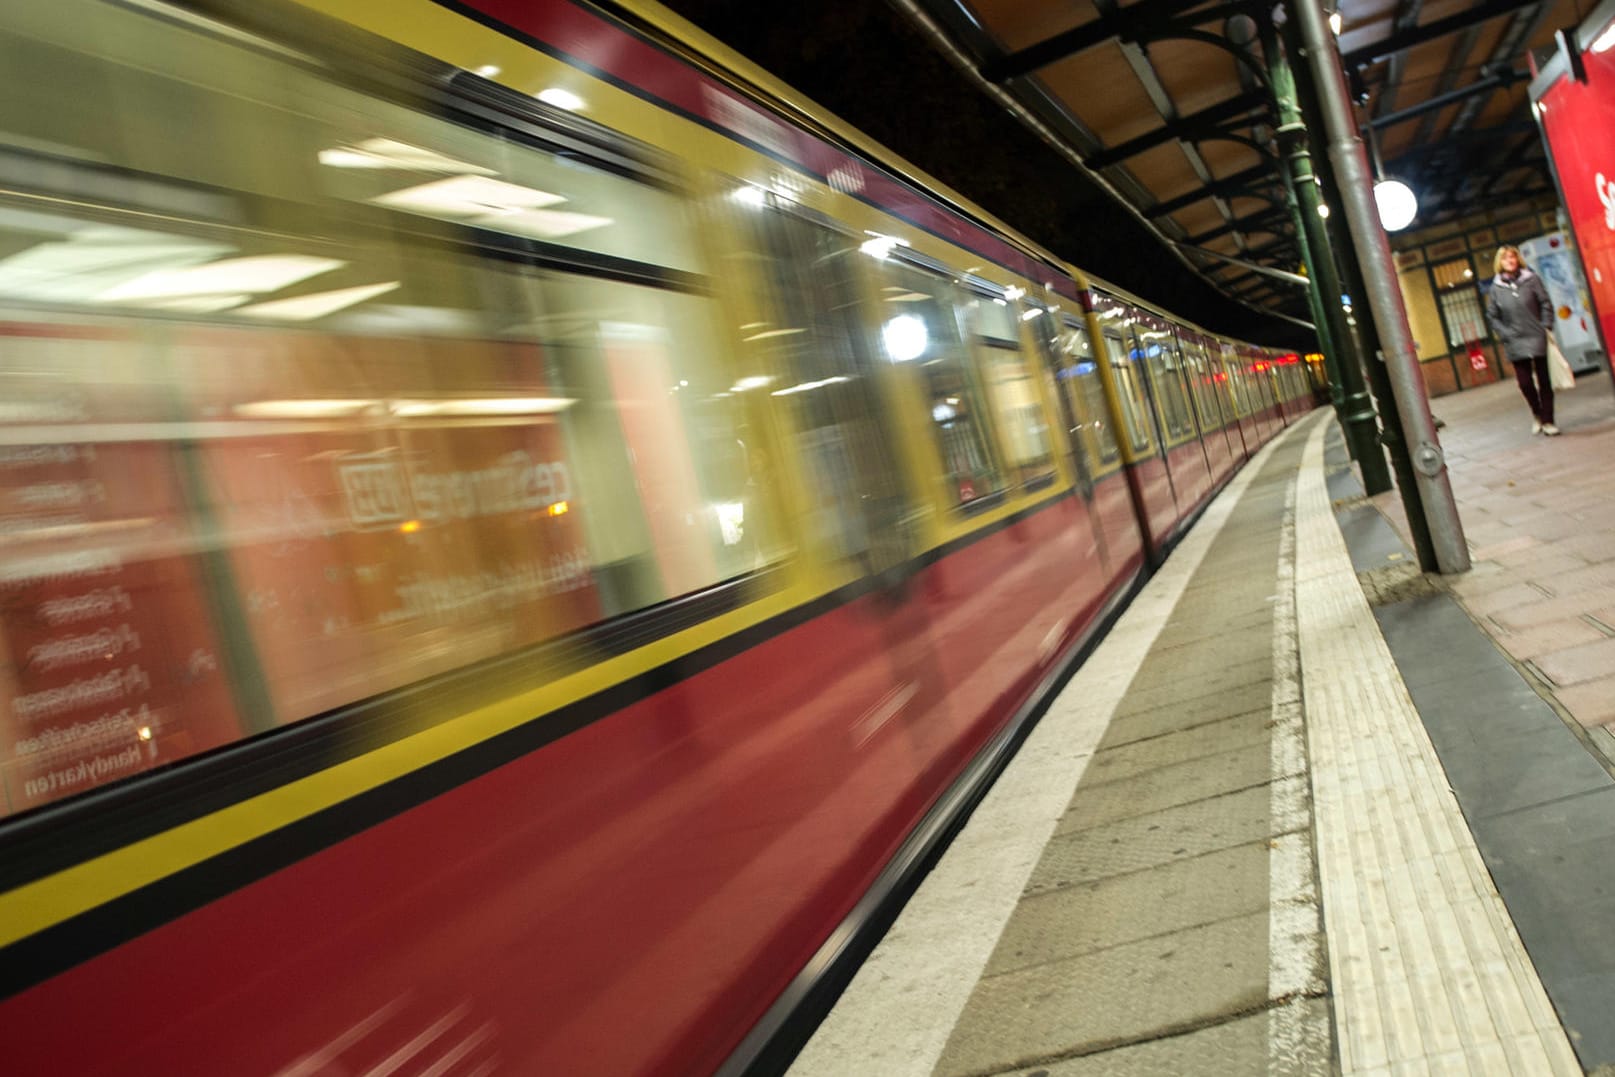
[0, 0, 1321, 1072]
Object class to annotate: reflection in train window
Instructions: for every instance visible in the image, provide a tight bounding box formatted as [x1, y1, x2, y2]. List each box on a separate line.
[1138, 333, 1196, 441]
[960, 294, 1053, 489]
[0, 0, 762, 813]
[1056, 320, 1119, 468]
[745, 206, 913, 574]
[1101, 332, 1152, 453]
[874, 260, 1004, 508]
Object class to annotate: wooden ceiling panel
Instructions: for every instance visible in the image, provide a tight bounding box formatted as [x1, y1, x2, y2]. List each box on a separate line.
[1195, 137, 1264, 180]
[1046, 42, 1161, 145]
[1418, 0, 1482, 25]
[969, 0, 1093, 52]
[857, 0, 1566, 319]
[1227, 196, 1273, 220]
[1146, 37, 1241, 116]
[1474, 85, 1532, 129]
[1171, 200, 1225, 238]
[1466, 20, 1510, 69]
[1128, 141, 1202, 201]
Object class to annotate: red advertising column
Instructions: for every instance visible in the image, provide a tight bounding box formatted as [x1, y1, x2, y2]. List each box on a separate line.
[1533, 14, 1615, 368]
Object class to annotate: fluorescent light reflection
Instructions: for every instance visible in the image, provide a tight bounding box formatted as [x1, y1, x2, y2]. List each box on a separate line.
[238, 281, 401, 321]
[389, 397, 577, 417]
[234, 397, 575, 420]
[771, 375, 850, 397]
[372, 175, 565, 216]
[537, 88, 584, 111]
[371, 176, 612, 238]
[860, 234, 909, 260]
[729, 376, 774, 392]
[1592, 23, 1615, 53]
[99, 255, 345, 303]
[318, 139, 494, 174]
[234, 399, 383, 419]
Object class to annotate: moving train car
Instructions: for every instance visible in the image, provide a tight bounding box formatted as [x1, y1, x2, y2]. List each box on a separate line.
[0, 0, 1318, 1073]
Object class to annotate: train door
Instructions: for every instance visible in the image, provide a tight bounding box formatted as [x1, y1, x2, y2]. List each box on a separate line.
[1031, 309, 1140, 584]
[739, 201, 955, 787]
[1098, 324, 1175, 549]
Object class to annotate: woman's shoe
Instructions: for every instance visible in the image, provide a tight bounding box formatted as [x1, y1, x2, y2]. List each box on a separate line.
[1543, 423, 1561, 436]
[1531, 420, 1543, 434]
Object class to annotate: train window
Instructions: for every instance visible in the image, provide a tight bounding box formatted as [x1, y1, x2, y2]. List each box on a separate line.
[1138, 334, 1196, 442]
[0, 0, 770, 813]
[1181, 337, 1226, 431]
[960, 295, 1054, 489]
[0, 1, 700, 276]
[873, 261, 1004, 509]
[970, 293, 1022, 345]
[744, 206, 914, 573]
[1102, 333, 1153, 453]
[1056, 320, 1119, 467]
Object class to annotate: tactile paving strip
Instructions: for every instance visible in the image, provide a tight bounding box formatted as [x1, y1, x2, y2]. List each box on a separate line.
[1294, 421, 1579, 1075]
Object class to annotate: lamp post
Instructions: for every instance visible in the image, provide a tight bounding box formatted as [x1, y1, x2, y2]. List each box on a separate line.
[1290, 0, 1470, 574]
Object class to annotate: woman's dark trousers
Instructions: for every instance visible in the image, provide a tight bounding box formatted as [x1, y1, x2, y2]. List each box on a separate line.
[1512, 356, 1554, 424]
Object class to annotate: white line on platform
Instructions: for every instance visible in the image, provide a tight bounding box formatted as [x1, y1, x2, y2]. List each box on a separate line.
[787, 424, 1309, 1077]
[1268, 458, 1327, 1071]
[1294, 419, 1579, 1074]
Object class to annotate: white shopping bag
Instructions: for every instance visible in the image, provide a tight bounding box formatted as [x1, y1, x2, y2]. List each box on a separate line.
[1548, 337, 1576, 391]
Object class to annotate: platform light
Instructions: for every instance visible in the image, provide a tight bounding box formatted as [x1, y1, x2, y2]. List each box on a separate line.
[537, 88, 584, 111]
[732, 185, 767, 208]
[473, 64, 502, 78]
[1374, 179, 1418, 231]
[729, 375, 774, 392]
[882, 314, 929, 362]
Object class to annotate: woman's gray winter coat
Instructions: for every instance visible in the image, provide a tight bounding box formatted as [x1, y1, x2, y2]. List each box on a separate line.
[1485, 267, 1553, 361]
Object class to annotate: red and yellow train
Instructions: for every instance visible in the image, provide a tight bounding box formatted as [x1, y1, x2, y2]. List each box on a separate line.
[0, 0, 1320, 1072]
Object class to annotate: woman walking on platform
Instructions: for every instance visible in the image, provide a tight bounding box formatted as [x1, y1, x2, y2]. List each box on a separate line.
[1486, 244, 1560, 436]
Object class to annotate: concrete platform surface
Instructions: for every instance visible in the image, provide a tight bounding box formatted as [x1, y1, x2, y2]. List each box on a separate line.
[783, 403, 1612, 1076]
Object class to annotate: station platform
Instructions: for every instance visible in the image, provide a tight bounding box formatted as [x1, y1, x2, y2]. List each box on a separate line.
[786, 374, 1615, 1076]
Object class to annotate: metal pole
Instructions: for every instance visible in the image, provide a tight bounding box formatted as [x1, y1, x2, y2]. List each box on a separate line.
[1262, 18, 1392, 489]
[1289, 0, 1470, 574]
[1283, 19, 1441, 572]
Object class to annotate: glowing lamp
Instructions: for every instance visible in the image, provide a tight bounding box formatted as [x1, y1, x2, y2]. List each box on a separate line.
[1374, 179, 1418, 231]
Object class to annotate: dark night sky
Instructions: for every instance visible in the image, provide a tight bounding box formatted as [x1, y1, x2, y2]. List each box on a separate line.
[657, 0, 1317, 351]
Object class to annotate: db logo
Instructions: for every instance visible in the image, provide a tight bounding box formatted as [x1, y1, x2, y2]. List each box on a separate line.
[1600, 173, 1615, 231]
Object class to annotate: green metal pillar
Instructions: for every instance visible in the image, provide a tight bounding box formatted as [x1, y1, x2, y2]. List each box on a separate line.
[1282, 14, 1440, 571]
[1263, 18, 1392, 493]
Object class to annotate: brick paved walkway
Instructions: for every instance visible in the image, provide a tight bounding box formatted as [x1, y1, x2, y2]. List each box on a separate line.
[1373, 372, 1615, 758]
